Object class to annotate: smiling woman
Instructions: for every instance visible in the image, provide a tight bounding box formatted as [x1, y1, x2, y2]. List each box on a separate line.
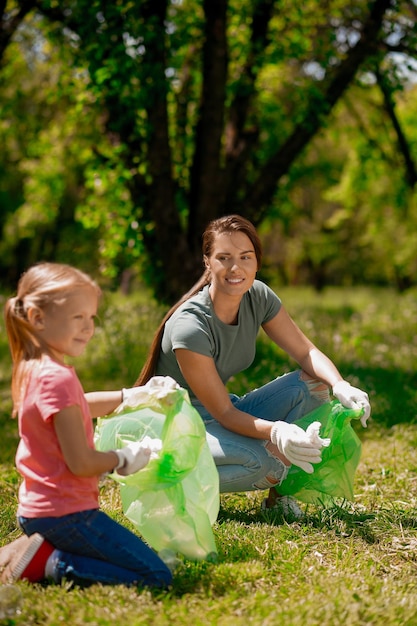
[135, 215, 371, 520]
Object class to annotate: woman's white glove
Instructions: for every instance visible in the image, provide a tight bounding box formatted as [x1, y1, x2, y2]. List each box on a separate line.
[113, 437, 162, 476]
[270, 421, 326, 474]
[305, 421, 331, 449]
[332, 380, 371, 427]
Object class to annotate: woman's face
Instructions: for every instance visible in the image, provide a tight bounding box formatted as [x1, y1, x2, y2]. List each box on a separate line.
[204, 230, 258, 298]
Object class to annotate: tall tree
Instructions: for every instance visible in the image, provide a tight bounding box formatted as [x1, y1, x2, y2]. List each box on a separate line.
[1, 0, 416, 301]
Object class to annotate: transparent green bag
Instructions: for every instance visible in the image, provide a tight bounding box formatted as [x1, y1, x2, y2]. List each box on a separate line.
[279, 400, 363, 504]
[94, 378, 219, 561]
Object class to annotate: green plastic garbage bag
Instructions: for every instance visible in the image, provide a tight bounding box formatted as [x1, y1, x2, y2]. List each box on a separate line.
[279, 400, 363, 505]
[94, 377, 219, 561]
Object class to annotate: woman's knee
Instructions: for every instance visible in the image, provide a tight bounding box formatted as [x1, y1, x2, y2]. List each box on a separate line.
[300, 371, 330, 404]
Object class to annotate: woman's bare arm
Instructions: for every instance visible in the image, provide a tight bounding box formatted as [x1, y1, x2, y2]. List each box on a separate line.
[175, 348, 273, 440]
[262, 307, 343, 387]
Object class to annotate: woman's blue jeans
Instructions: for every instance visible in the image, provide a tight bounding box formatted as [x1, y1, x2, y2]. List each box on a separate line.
[192, 370, 328, 493]
[18, 508, 172, 588]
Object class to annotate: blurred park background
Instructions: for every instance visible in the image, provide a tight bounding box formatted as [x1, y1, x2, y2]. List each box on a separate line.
[1, 0, 417, 305]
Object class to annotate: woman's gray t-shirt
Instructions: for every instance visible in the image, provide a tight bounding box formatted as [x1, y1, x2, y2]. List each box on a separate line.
[156, 280, 281, 399]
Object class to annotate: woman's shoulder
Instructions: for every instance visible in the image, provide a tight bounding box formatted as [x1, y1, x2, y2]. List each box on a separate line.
[172, 286, 211, 319]
[244, 280, 281, 321]
[249, 279, 279, 300]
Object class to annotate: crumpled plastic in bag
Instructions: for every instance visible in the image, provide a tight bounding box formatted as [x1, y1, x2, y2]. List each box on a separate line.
[134, 435, 163, 460]
[278, 400, 363, 504]
[94, 376, 219, 561]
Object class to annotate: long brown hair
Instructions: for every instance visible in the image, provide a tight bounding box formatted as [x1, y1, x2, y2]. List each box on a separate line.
[4, 262, 101, 417]
[136, 214, 262, 385]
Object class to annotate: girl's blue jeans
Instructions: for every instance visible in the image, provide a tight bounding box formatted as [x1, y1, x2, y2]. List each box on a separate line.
[18, 508, 172, 588]
[192, 370, 328, 493]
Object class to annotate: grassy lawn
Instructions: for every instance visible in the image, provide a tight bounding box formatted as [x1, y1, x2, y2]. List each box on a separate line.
[1, 286, 417, 625]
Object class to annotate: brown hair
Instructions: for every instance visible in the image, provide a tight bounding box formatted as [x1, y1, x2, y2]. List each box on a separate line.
[136, 214, 262, 385]
[4, 262, 101, 417]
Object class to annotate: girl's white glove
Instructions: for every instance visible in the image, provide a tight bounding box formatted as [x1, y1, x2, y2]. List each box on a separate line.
[121, 377, 180, 405]
[270, 421, 327, 474]
[113, 437, 162, 476]
[332, 381, 371, 427]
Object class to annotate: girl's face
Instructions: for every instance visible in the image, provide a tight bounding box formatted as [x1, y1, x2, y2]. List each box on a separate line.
[31, 286, 99, 364]
[205, 230, 258, 299]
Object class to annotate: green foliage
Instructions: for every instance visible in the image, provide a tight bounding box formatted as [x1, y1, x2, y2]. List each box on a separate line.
[257, 74, 417, 291]
[1, 0, 417, 298]
[1, 286, 417, 624]
[0, 14, 105, 281]
[320, 82, 417, 290]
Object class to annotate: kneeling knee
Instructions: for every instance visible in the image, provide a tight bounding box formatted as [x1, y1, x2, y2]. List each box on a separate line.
[300, 371, 330, 404]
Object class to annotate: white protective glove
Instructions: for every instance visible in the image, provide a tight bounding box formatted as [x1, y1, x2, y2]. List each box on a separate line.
[121, 377, 180, 410]
[113, 436, 162, 476]
[332, 380, 371, 427]
[270, 421, 328, 474]
[305, 421, 331, 449]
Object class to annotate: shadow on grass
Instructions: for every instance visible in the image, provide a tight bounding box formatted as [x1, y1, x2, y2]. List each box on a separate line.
[217, 497, 417, 547]
[305, 501, 379, 543]
[216, 500, 371, 532]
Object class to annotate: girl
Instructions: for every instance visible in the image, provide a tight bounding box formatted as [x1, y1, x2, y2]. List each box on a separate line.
[1, 262, 172, 588]
[135, 215, 371, 518]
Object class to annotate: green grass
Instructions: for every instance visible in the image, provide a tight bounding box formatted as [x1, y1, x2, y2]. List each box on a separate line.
[1, 286, 417, 625]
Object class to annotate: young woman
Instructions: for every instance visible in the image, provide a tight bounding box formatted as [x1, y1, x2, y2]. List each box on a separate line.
[136, 215, 371, 518]
[1, 262, 172, 588]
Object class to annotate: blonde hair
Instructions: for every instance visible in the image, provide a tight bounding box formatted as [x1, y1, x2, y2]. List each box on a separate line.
[4, 262, 101, 417]
[136, 214, 262, 386]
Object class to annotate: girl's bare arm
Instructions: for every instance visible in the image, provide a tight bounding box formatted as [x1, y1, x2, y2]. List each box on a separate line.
[84, 390, 123, 418]
[54, 405, 119, 476]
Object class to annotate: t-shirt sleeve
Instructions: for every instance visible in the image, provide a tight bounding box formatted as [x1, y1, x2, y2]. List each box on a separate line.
[255, 280, 282, 324]
[36, 367, 81, 423]
[169, 310, 214, 357]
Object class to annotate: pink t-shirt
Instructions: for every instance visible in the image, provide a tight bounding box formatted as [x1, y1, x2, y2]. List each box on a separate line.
[16, 355, 99, 517]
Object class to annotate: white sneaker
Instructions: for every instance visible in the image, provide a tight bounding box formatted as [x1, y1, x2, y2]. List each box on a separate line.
[261, 495, 304, 520]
